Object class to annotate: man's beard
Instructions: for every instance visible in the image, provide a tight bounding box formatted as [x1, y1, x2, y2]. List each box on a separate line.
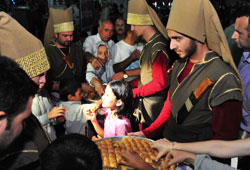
[56, 38, 72, 48]
[185, 39, 197, 58]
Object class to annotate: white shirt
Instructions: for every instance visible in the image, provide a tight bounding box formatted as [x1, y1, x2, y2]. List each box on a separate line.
[83, 33, 114, 58]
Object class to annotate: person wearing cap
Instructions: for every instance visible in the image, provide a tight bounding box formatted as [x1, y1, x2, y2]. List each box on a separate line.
[130, 0, 243, 142]
[126, 0, 172, 131]
[44, 7, 91, 95]
[83, 19, 115, 69]
[0, 12, 51, 169]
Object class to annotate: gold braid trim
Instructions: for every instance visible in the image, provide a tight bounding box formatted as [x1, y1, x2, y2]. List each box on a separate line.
[54, 22, 74, 33]
[16, 47, 50, 78]
[0, 150, 38, 161]
[127, 13, 153, 25]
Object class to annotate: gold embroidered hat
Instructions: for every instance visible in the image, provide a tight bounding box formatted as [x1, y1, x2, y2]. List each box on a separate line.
[44, 7, 74, 47]
[0, 12, 50, 78]
[166, 0, 236, 71]
[167, 0, 244, 97]
[127, 0, 168, 39]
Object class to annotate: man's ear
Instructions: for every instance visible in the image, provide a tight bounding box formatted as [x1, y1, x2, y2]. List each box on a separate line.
[116, 99, 123, 107]
[0, 111, 7, 128]
[54, 33, 58, 39]
[98, 27, 101, 33]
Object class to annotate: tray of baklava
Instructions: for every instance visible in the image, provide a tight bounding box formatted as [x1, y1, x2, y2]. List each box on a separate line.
[95, 136, 167, 170]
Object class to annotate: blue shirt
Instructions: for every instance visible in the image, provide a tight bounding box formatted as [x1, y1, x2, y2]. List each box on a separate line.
[238, 51, 250, 132]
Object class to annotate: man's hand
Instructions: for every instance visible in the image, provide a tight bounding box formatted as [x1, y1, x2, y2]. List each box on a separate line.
[151, 138, 172, 161]
[120, 151, 155, 170]
[111, 72, 124, 80]
[90, 57, 103, 69]
[47, 106, 66, 119]
[165, 150, 196, 168]
[94, 83, 105, 97]
[130, 49, 141, 61]
[128, 131, 146, 137]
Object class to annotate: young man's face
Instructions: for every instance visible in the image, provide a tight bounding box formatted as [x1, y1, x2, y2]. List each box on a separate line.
[115, 19, 126, 35]
[232, 16, 250, 50]
[131, 25, 144, 37]
[0, 97, 33, 150]
[32, 72, 46, 89]
[55, 31, 74, 48]
[167, 29, 197, 59]
[98, 21, 114, 42]
[97, 45, 109, 63]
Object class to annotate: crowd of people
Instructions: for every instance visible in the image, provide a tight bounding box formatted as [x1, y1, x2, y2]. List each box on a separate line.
[0, 0, 250, 170]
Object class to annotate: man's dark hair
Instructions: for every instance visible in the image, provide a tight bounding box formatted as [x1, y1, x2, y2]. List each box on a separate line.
[59, 79, 81, 101]
[0, 56, 38, 129]
[235, 6, 250, 35]
[41, 133, 102, 170]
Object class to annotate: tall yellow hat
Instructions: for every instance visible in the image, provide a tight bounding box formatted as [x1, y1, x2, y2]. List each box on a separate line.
[44, 7, 74, 47]
[167, 0, 244, 96]
[127, 0, 168, 39]
[0, 12, 50, 78]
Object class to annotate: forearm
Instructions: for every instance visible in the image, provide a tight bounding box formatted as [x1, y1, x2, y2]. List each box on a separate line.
[143, 92, 171, 139]
[113, 57, 136, 73]
[91, 120, 104, 137]
[90, 77, 102, 88]
[212, 100, 242, 140]
[133, 52, 168, 98]
[174, 138, 250, 158]
[85, 52, 95, 63]
[126, 68, 140, 77]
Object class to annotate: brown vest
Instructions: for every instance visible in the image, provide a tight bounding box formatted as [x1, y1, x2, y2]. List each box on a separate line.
[137, 33, 169, 126]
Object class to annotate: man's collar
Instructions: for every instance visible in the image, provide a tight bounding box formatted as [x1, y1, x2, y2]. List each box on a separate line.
[243, 51, 250, 63]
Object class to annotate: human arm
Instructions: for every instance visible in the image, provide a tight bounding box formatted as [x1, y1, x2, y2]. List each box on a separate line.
[128, 92, 171, 138]
[165, 150, 196, 168]
[82, 35, 103, 68]
[133, 51, 168, 98]
[47, 106, 66, 119]
[86, 63, 105, 96]
[212, 100, 242, 140]
[142, 91, 171, 138]
[111, 69, 140, 81]
[88, 111, 104, 138]
[85, 51, 103, 68]
[152, 138, 250, 161]
[113, 49, 141, 73]
[166, 151, 237, 170]
[90, 77, 105, 96]
[120, 151, 156, 170]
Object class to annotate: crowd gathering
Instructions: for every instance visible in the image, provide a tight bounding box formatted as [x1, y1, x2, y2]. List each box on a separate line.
[0, 0, 250, 170]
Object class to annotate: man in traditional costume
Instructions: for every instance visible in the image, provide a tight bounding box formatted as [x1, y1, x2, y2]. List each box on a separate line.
[131, 0, 243, 142]
[0, 12, 50, 170]
[44, 7, 90, 93]
[126, 0, 173, 131]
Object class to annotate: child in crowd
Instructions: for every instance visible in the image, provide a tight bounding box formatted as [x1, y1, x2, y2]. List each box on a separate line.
[58, 79, 90, 135]
[86, 43, 114, 96]
[32, 73, 65, 141]
[87, 80, 133, 139]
